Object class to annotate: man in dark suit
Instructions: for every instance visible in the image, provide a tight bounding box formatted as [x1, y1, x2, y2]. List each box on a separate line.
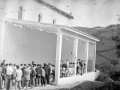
[35, 64, 42, 86]
[21, 64, 26, 89]
[44, 64, 50, 84]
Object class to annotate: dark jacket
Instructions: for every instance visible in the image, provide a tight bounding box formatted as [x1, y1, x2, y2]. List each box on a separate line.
[30, 67, 36, 77]
[21, 66, 26, 76]
[2, 66, 6, 74]
[44, 66, 50, 75]
[35, 67, 42, 75]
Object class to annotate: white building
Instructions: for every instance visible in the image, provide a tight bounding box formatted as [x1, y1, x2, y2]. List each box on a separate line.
[0, 0, 100, 85]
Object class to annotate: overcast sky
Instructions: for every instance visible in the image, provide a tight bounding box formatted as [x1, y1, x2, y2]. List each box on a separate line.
[55, 0, 120, 27]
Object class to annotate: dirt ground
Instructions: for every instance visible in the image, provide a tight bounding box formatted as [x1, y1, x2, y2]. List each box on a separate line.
[0, 81, 103, 90]
[0, 82, 82, 90]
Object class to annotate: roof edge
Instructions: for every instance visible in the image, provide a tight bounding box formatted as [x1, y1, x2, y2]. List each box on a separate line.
[6, 19, 100, 42]
[68, 27, 100, 42]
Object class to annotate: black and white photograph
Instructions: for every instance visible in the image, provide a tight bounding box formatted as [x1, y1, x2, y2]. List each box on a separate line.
[0, 0, 120, 90]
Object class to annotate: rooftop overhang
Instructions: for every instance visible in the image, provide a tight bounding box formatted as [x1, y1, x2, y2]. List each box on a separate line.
[5, 19, 100, 42]
[61, 27, 100, 42]
[6, 19, 58, 34]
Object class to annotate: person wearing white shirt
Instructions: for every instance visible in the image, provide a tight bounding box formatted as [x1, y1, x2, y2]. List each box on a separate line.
[68, 65, 72, 76]
[66, 60, 69, 69]
[6, 63, 13, 90]
[6, 64, 13, 75]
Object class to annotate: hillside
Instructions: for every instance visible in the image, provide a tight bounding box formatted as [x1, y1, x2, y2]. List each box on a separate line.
[73, 24, 120, 65]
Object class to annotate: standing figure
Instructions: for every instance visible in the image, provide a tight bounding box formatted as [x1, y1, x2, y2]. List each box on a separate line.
[48, 63, 52, 84]
[30, 65, 36, 88]
[78, 59, 82, 75]
[44, 64, 50, 84]
[62, 61, 67, 77]
[41, 67, 46, 86]
[66, 60, 69, 69]
[68, 63, 72, 76]
[0, 65, 3, 89]
[6, 63, 13, 90]
[76, 60, 80, 75]
[1, 60, 5, 66]
[12, 64, 17, 87]
[52, 65, 55, 82]
[82, 61, 86, 74]
[35, 64, 42, 86]
[15, 65, 22, 90]
[1, 64, 6, 89]
[24, 65, 31, 90]
[21, 64, 26, 89]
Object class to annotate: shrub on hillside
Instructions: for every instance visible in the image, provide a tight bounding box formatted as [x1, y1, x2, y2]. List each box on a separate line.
[95, 62, 114, 75]
[96, 63, 120, 81]
[95, 81, 120, 90]
[69, 81, 103, 90]
[95, 72, 114, 82]
[109, 71, 120, 81]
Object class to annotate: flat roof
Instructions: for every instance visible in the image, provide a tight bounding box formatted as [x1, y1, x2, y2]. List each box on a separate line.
[6, 19, 100, 42]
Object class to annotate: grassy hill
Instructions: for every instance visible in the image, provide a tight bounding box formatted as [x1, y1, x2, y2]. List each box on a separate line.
[73, 24, 120, 65]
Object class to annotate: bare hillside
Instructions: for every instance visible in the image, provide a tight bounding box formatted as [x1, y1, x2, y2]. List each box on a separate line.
[73, 24, 120, 65]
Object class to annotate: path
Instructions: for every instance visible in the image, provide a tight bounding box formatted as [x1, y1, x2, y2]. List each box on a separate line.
[0, 82, 81, 90]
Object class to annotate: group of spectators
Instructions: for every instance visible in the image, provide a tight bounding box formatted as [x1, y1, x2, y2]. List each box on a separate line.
[76, 59, 86, 75]
[0, 59, 86, 89]
[60, 59, 86, 78]
[0, 60, 55, 90]
[60, 60, 75, 78]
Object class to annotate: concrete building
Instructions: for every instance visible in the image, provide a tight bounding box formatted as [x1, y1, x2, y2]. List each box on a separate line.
[0, 0, 100, 85]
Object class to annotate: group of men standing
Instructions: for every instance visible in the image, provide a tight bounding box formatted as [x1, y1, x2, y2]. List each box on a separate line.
[76, 59, 86, 75]
[0, 60, 55, 90]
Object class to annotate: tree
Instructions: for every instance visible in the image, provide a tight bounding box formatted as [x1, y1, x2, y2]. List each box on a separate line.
[112, 34, 120, 58]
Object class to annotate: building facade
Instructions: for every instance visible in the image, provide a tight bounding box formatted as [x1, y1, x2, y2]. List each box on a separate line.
[2, 0, 74, 25]
[0, 0, 100, 85]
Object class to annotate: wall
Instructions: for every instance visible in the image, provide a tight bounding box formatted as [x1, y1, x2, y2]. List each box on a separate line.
[2, 23, 57, 65]
[58, 71, 100, 85]
[0, 0, 3, 62]
[4, 0, 69, 26]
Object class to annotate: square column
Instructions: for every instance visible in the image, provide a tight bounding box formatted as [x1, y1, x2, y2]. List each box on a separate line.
[85, 41, 89, 73]
[73, 38, 78, 75]
[0, 2, 6, 63]
[92, 43, 96, 71]
[55, 28, 62, 85]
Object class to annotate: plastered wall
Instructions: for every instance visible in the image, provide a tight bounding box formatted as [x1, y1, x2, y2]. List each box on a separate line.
[2, 23, 57, 65]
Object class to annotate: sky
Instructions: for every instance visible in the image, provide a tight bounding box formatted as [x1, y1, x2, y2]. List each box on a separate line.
[0, 0, 120, 27]
[57, 0, 120, 27]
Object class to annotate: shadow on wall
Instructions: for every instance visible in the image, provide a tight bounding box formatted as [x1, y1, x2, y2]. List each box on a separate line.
[3, 23, 57, 65]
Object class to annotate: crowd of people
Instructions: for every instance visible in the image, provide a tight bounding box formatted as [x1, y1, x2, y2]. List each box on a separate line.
[0, 60, 55, 90]
[0, 59, 86, 90]
[60, 59, 86, 78]
[76, 59, 86, 75]
[60, 60, 75, 77]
